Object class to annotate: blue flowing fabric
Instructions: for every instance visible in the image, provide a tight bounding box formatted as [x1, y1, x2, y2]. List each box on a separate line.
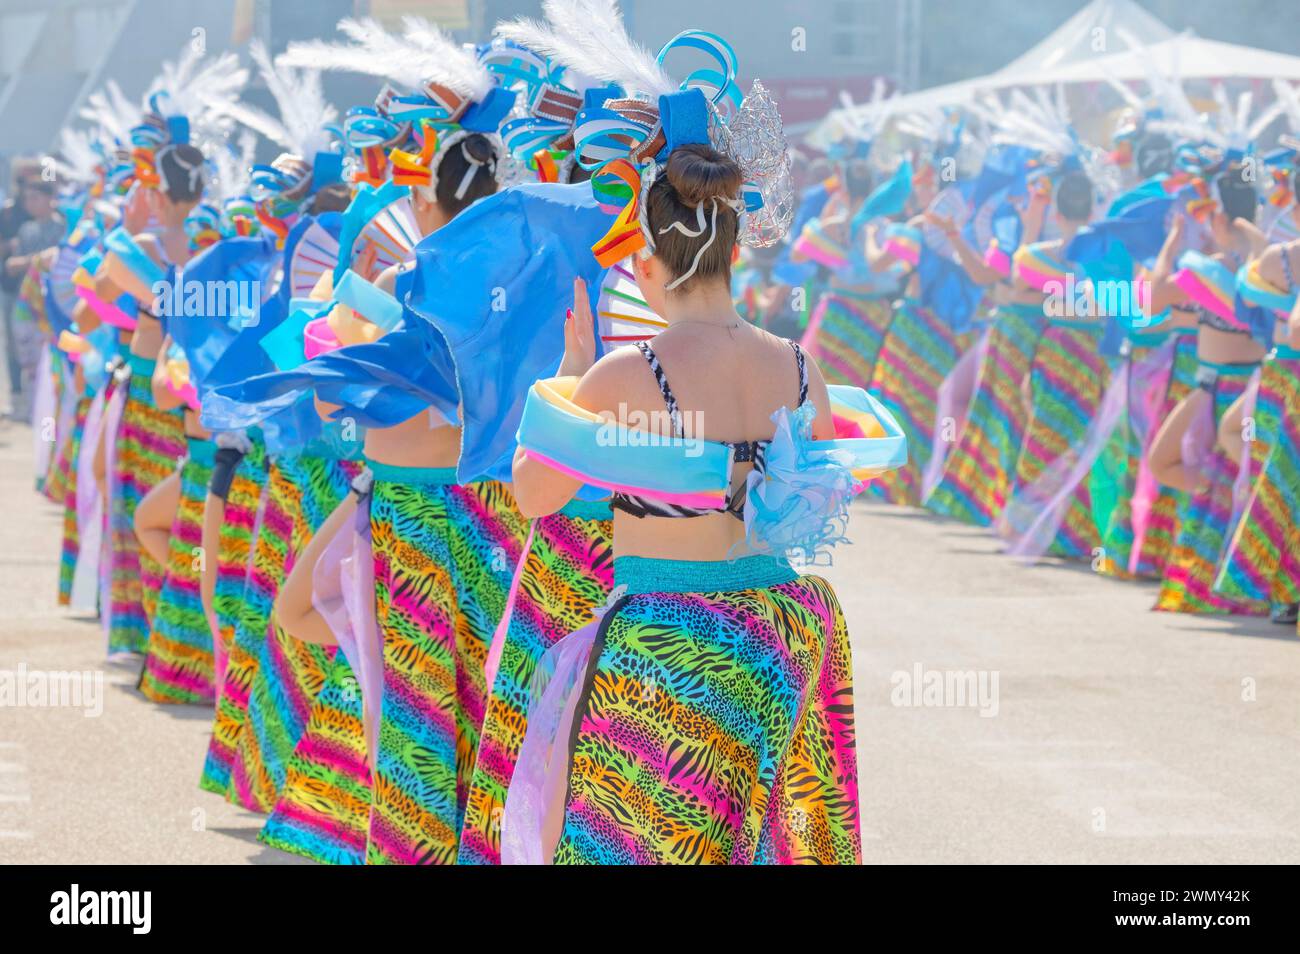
[208, 181, 614, 475]
[164, 234, 280, 395]
[851, 159, 912, 236]
[1067, 194, 1176, 352]
[971, 145, 1036, 210]
[199, 214, 344, 452]
[403, 180, 615, 482]
[917, 243, 983, 334]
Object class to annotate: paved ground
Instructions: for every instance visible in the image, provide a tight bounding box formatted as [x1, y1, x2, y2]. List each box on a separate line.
[1, 415, 1297, 864]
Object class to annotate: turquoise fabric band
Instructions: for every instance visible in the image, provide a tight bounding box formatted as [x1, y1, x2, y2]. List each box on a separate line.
[127, 353, 156, 377]
[1270, 345, 1300, 361]
[367, 460, 459, 486]
[559, 498, 613, 521]
[1000, 302, 1046, 320]
[614, 554, 797, 595]
[1047, 316, 1103, 331]
[1198, 359, 1260, 377]
[186, 437, 217, 466]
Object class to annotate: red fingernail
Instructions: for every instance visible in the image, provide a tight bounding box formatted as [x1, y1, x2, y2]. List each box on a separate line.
[566, 309, 573, 321]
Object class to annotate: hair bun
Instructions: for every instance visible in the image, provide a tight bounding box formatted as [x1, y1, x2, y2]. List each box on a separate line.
[462, 133, 498, 167]
[664, 143, 743, 208]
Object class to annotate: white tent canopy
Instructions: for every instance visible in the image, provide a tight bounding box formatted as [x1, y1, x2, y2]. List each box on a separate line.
[810, 0, 1300, 148]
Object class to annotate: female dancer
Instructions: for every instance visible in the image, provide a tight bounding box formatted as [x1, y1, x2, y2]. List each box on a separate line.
[924, 149, 1051, 526]
[1213, 235, 1300, 622]
[510, 136, 866, 864]
[1146, 167, 1270, 615]
[501, 10, 880, 860]
[262, 18, 532, 864]
[996, 169, 1111, 560]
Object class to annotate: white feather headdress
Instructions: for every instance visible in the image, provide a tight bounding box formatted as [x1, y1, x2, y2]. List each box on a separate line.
[825, 79, 897, 153]
[80, 80, 143, 153]
[210, 41, 337, 162]
[144, 45, 248, 150]
[281, 16, 493, 103]
[496, 0, 674, 100]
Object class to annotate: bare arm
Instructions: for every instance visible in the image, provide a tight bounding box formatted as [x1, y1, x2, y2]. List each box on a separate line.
[151, 334, 185, 411]
[272, 494, 357, 647]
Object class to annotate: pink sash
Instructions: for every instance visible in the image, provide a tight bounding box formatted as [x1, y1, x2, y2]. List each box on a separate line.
[71, 387, 107, 612]
[99, 378, 129, 644]
[499, 614, 603, 865]
[75, 285, 137, 331]
[311, 499, 381, 767]
[923, 327, 990, 500]
[483, 522, 537, 694]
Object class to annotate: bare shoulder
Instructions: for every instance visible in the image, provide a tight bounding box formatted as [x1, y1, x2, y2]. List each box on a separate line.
[1255, 243, 1285, 287]
[572, 343, 661, 420]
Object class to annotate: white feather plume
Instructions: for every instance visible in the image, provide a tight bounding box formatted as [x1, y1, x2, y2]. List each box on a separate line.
[400, 16, 494, 100]
[79, 80, 142, 149]
[50, 127, 102, 184]
[144, 45, 248, 152]
[211, 41, 336, 160]
[207, 130, 257, 203]
[497, 0, 675, 99]
[281, 17, 429, 90]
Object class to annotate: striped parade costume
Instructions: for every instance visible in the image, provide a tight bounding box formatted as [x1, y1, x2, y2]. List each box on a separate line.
[366, 465, 528, 865]
[458, 500, 615, 865]
[1214, 350, 1300, 607]
[799, 289, 895, 391]
[228, 451, 361, 812]
[138, 438, 218, 703]
[1155, 362, 1269, 616]
[924, 302, 1046, 525]
[865, 298, 969, 506]
[105, 353, 185, 654]
[1000, 320, 1109, 559]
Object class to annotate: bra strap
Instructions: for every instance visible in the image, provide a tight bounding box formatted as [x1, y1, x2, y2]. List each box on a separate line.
[790, 340, 809, 406]
[635, 340, 684, 437]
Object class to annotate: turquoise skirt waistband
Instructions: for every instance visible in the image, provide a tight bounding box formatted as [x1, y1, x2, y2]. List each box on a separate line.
[998, 302, 1046, 319]
[126, 353, 156, 376]
[366, 460, 459, 486]
[1198, 359, 1260, 377]
[1270, 345, 1300, 361]
[1047, 316, 1103, 331]
[560, 498, 614, 521]
[614, 554, 797, 596]
[186, 437, 217, 466]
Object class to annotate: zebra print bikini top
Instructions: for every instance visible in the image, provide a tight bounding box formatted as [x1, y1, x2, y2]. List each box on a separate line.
[610, 338, 810, 521]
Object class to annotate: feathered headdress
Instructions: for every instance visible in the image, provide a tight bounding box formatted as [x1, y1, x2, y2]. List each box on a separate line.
[525, 0, 793, 273]
[823, 79, 896, 162]
[281, 17, 517, 197]
[972, 86, 1116, 202]
[132, 45, 248, 189]
[207, 40, 342, 215]
[79, 81, 143, 193]
[490, 8, 621, 182]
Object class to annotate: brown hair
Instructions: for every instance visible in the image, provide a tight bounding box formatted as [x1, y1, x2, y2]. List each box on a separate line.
[307, 182, 353, 214]
[645, 143, 743, 292]
[434, 133, 499, 217]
